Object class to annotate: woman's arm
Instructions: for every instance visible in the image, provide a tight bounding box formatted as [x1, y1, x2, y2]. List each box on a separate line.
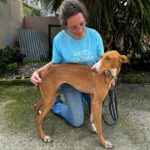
[31, 61, 53, 86]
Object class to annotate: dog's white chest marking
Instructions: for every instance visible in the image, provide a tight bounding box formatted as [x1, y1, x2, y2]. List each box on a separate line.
[109, 68, 117, 77]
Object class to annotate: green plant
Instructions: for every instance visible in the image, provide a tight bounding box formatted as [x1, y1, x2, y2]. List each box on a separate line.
[121, 73, 144, 83]
[6, 63, 18, 75]
[0, 0, 7, 4]
[23, 3, 41, 16]
[0, 46, 25, 74]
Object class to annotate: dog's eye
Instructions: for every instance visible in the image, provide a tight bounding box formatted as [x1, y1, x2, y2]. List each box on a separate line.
[105, 56, 111, 61]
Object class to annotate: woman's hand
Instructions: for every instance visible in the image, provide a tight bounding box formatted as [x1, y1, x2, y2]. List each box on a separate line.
[111, 79, 116, 87]
[31, 62, 52, 86]
[31, 71, 42, 86]
[109, 79, 116, 89]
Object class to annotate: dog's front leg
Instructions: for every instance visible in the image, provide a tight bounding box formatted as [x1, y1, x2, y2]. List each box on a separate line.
[92, 96, 113, 149]
[90, 94, 97, 133]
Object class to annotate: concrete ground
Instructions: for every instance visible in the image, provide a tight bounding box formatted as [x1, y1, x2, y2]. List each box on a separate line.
[0, 83, 150, 150]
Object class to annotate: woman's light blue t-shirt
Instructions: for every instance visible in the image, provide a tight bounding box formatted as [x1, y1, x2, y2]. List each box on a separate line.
[52, 27, 104, 65]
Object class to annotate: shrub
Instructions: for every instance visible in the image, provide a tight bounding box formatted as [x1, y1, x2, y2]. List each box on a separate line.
[0, 46, 25, 74]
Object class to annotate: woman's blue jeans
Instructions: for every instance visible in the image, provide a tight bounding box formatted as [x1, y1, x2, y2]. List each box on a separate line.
[52, 83, 91, 127]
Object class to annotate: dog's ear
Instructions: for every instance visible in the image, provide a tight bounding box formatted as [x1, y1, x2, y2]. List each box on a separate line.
[91, 60, 102, 73]
[91, 55, 103, 73]
[91, 63, 99, 73]
[119, 55, 129, 63]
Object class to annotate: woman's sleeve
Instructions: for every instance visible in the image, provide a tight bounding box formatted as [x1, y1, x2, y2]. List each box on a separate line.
[51, 38, 62, 64]
[97, 33, 104, 59]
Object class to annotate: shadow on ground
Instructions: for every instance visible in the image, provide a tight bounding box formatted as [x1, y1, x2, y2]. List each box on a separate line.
[0, 83, 150, 150]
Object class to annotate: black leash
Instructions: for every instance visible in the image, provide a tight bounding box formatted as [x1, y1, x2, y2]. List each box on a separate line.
[102, 86, 118, 126]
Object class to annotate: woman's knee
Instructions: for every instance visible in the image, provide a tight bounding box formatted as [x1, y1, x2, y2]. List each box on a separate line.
[61, 84, 84, 127]
[71, 114, 84, 127]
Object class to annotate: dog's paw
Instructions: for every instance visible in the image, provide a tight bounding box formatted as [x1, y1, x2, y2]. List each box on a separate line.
[105, 141, 113, 149]
[44, 135, 53, 143]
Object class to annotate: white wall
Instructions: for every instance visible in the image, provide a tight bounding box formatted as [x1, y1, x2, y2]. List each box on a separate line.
[0, 0, 23, 48]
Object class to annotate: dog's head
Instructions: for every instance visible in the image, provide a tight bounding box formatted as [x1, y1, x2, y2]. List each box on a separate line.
[91, 50, 129, 77]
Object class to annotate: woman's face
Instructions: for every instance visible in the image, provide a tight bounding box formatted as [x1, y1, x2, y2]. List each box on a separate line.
[67, 13, 86, 39]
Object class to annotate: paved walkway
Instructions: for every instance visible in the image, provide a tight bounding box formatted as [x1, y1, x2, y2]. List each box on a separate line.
[0, 83, 150, 150]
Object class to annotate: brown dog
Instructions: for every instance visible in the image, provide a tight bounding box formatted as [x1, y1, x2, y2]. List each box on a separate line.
[34, 50, 129, 149]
